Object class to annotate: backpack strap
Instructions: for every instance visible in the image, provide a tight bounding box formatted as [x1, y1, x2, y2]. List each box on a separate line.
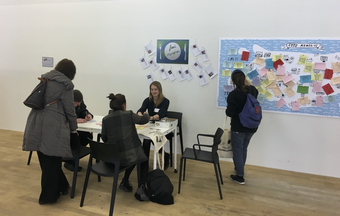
[38, 77, 61, 108]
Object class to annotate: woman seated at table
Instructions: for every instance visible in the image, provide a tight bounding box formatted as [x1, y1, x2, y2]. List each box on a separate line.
[137, 81, 170, 170]
[101, 93, 150, 193]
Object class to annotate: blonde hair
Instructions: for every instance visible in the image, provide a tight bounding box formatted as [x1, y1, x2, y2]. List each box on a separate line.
[149, 81, 165, 107]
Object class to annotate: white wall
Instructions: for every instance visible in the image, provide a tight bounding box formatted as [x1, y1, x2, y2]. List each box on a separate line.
[1, 0, 339, 178]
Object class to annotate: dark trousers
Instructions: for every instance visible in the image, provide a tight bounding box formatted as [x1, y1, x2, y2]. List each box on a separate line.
[37, 151, 69, 203]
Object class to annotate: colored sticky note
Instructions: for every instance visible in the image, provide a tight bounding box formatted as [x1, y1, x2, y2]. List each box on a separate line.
[264, 90, 273, 100]
[258, 67, 269, 76]
[300, 75, 312, 83]
[272, 54, 283, 62]
[223, 61, 233, 68]
[297, 86, 309, 94]
[324, 69, 333, 79]
[256, 85, 266, 94]
[234, 62, 244, 69]
[271, 87, 283, 97]
[314, 62, 326, 70]
[285, 81, 295, 88]
[332, 62, 340, 73]
[298, 96, 310, 105]
[276, 65, 286, 76]
[273, 59, 284, 69]
[316, 96, 323, 106]
[261, 78, 273, 88]
[247, 70, 259, 79]
[283, 87, 295, 97]
[324, 95, 336, 103]
[282, 74, 294, 84]
[265, 59, 274, 69]
[322, 83, 334, 95]
[267, 71, 275, 81]
[331, 76, 340, 85]
[292, 101, 300, 111]
[222, 69, 232, 77]
[304, 62, 314, 73]
[228, 48, 238, 55]
[312, 82, 322, 92]
[298, 54, 308, 65]
[252, 77, 261, 86]
[311, 73, 323, 81]
[241, 51, 250, 61]
[257, 94, 265, 103]
[254, 57, 265, 66]
[275, 98, 286, 109]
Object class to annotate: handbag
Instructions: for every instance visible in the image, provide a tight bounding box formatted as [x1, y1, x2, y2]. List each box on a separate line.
[218, 117, 233, 158]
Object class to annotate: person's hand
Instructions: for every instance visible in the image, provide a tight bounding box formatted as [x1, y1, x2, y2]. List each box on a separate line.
[77, 118, 87, 123]
[85, 114, 92, 121]
[137, 112, 143, 116]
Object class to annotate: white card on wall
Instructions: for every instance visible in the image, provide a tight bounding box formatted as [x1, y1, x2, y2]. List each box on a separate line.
[42, 57, 53, 67]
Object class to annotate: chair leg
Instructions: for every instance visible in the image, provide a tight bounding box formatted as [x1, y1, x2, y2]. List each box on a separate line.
[169, 138, 173, 167]
[217, 162, 223, 185]
[137, 163, 141, 186]
[109, 169, 120, 216]
[179, 129, 184, 155]
[70, 157, 80, 199]
[80, 157, 92, 207]
[213, 163, 223, 200]
[27, 151, 33, 165]
[178, 157, 184, 194]
[183, 158, 187, 181]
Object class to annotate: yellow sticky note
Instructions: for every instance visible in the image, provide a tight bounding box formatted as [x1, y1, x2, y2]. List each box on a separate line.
[254, 57, 265, 66]
[304, 62, 314, 73]
[266, 82, 277, 89]
[298, 54, 308, 65]
[222, 69, 231, 77]
[276, 75, 284, 81]
[234, 62, 244, 69]
[267, 71, 275, 81]
[261, 78, 273, 88]
[272, 54, 283, 62]
[256, 85, 266, 95]
[332, 62, 340, 73]
[311, 73, 323, 81]
[264, 90, 273, 100]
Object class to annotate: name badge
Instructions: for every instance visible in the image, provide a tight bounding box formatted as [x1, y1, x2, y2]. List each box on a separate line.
[154, 108, 160, 113]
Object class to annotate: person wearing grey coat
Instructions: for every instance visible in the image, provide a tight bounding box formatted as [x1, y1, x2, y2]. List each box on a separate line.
[23, 59, 78, 205]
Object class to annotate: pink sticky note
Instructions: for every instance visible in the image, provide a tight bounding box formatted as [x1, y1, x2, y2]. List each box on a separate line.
[276, 65, 286, 76]
[258, 67, 269, 76]
[282, 74, 294, 84]
[314, 62, 326, 70]
[275, 98, 287, 109]
[313, 82, 322, 92]
[316, 96, 323, 106]
[291, 101, 300, 111]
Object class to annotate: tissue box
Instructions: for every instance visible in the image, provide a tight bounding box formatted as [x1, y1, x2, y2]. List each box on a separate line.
[154, 118, 176, 128]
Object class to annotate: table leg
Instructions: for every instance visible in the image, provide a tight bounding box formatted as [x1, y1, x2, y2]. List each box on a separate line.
[153, 149, 157, 170]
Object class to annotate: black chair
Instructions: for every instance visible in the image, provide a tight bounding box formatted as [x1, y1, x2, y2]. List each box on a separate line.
[166, 111, 184, 167]
[80, 140, 144, 216]
[26, 146, 91, 199]
[178, 128, 224, 200]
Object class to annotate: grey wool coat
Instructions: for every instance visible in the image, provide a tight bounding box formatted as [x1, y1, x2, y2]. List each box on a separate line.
[101, 110, 149, 166]
[23, 70, 77, 158]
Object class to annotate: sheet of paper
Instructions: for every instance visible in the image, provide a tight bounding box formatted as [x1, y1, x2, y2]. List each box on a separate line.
[167, 69, 176, 82]
[332, 62, 340, 73]
[139, 57, 150, 69]
[176, 68, 186, 82]
[324, 69, 333, 79]
[254, 57, 265, 66]
[311, 73, 323, 81]
[252, 77, 261, 86]
[261, 78, 273, 88]
[192, 59, 204, 72]
[264, 90, 273, 100]
[247, 69, 259, 79]
[233, 62, 244, 69]
[298, 54, 308, 65]
[304, 62, 314, 73]
[272, 54, 283, 62]
[222, 69, 232, 77]
[146, 72, 155, 84]
[298, 96, 310, 105]
[276, 65, 286, 76]
[145, 42, 156, 56]
[314, 62, 326, 70]
[201, 48, 209, 62]
[312, 81, 322, 92]
[275, 98, 286, 109]
[149, 58, 159, 71]
[291, 101, 300, 111]
[158, 67, 168, 80]
[198, 73, 208, 86]
[322, 83, 334, 95]
[184, 68, 193, 81]
[283, 87, 295, 97]
[300, 75, 312, 83]
[265, 59, 274, 69]
[223, 61, 233, 68]
[316, 96, 323, 106]
[276, 75, 284, 81]
[284, 80, 295, 88]
[191, 43, 201, 56]
[297, 86, 309, 94]
[326, 95, 336, 103]
[267, 71, 275, 81]
[266, 82, 277, 89]
[241, 51, 250, 61]
[271, 87, 283, 97]
[331, 76, 340, 85]
[258, 67, 269, 76]
[228, 48, 238, 55]
[282, 74, 294, 84]
[204, 64, 218, 79]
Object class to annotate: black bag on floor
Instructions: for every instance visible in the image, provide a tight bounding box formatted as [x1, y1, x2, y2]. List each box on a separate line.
[147, 169, 174, 205]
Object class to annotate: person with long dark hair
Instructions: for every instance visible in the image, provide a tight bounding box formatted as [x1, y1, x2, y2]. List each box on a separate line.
[226, 69, 259, 185]
[23, 58, 78, 204]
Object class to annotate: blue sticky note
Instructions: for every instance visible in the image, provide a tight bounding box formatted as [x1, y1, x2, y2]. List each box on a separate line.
[223, 61, 233, 68]
[228, 48, 238, 55]
[257, 94, 265, 103]
[247, 70, 259, 79]
[265, 59, 274, 69]
[252, 77, 261, 86]
[300, 75, 312, 83]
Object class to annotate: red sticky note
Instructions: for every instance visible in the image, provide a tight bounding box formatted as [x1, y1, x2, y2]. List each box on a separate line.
[324, 69, 333, 79]
[322, 83, 334, 95]
[241, 51, 250, 61]
[273, 59, 284, 69]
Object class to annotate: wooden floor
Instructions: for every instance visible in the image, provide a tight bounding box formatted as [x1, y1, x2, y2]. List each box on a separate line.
[0, 129, 339, 216]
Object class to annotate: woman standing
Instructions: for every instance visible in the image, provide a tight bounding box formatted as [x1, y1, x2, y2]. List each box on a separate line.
[226, 69, 259, 185]
[23, 59, 78, 204]
[101, 93, 149, 193]
[137, 81, 170, 169]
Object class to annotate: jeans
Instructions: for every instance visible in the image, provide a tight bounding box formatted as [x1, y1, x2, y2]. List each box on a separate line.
[231, 131, 254, 177]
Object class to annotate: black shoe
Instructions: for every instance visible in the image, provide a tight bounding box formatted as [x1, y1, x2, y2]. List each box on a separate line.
[119, 180, 133, 192]
[64, 162, 82, 172]
[229, 174, 245, 185]
[39, 193, 61, 205]
[164, 152, 170, 171]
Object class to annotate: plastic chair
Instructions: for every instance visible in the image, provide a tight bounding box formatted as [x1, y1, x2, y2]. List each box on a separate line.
[80, 140, 145, 216]
[178, 128, 224, 199]
[166, 111, 184, 167]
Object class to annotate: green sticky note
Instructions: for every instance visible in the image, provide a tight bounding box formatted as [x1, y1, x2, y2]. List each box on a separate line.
[297, 86, 309, 94]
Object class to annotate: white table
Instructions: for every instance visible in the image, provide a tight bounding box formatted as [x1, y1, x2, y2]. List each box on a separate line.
[77, 115, 178, 172]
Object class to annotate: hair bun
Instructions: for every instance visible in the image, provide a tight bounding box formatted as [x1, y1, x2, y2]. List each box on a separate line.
[107, 93, 115, 100]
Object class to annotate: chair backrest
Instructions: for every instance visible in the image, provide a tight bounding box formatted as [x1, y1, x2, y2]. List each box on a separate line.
[212, 128, 224, 152]
[166, 111, 182, 127]
[88, 140, 120, 164]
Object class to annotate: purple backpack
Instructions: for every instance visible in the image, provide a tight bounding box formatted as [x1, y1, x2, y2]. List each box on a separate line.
[239, 93, 262, 128]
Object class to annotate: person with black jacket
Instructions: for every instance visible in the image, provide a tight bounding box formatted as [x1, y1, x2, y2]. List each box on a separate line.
[226, 69, 259, 185]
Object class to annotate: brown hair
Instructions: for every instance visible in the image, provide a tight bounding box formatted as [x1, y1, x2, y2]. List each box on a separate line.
[231, 69, 248, 94]
[107, 93, 126, 111]
[148, 81, 165, 107]
[55, 58, 76, 80]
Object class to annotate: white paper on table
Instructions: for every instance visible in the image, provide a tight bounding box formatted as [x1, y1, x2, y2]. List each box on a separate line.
[146, 72, 155, 84]
[158, 66, 168, 80]
[184, 68, 193, 81]
[149, 57, 159, 71]
[167, 69, 176, 82]
[191, 43, 201, 56]
[201, 48, 209, 62]
[204, 64, 217, 79]
[145, 42, 155, 56]
[176, 68, 186, 82]
[192, 59, 204, 73]
[198, 72, 208, 86]
[139, 57, 150, 69]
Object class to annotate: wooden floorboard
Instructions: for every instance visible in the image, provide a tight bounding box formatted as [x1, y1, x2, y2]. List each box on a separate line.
[0, 129, 339, 216]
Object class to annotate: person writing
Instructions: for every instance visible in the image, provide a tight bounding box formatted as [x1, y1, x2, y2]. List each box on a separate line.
[101, 93, 150, 197]
[137, 81, 170, 170]
[226, 69, 259, 185]
[63, 89, 93, 172]
[23, 58, 78, 204]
